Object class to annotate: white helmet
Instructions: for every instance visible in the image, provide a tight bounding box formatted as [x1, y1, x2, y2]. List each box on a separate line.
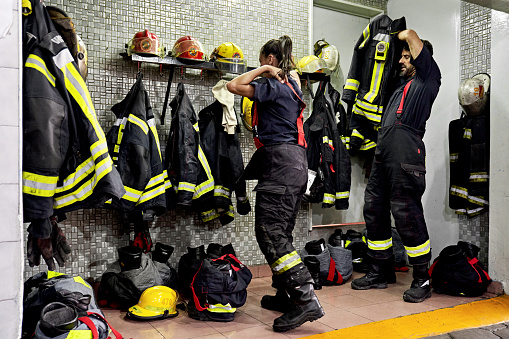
[458, 73, 490, 117]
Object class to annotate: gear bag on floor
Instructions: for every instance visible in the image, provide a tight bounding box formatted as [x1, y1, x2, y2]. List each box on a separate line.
[429, 241, 491, 297]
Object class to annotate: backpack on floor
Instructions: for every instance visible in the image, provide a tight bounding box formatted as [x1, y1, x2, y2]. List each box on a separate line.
[429, 241, 491, 297]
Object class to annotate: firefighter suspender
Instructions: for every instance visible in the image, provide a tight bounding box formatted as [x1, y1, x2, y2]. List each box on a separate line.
[396, 79, 413, 122]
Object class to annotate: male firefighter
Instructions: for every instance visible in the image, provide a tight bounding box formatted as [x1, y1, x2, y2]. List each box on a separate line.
[351, 29, 441, 303]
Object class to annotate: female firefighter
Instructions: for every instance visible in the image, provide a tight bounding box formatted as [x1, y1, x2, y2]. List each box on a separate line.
[226, 36, 324, 332]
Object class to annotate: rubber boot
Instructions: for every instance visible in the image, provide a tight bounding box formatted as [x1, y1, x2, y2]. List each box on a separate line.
[272, 283, 325, 332]
[261, 289, 292, 313]
[403, 263, 431, 303]
[303, 256, 322, 290]
[152, 242, 174, 263]
[351, 258, 395, 290]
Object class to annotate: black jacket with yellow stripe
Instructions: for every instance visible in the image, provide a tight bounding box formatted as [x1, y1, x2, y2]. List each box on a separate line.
[106, 73, 168, 216]
[342, 15, 406, 155]
[22, 0, 124, 235]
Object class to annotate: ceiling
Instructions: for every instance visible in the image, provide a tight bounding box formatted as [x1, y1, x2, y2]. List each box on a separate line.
[463, 0, 509, 13]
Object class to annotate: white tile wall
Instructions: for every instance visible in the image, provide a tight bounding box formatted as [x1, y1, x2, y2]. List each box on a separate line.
[0, 68, 19, 127]
[0, 299, 23, 337]
[0, 126, 19, 183]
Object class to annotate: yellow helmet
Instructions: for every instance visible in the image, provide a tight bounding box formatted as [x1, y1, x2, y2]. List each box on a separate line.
[127, 286, 179, 320]
[240, 96, 254, 131]
[296, 55, 330, 74]
[210, 42, 246, 74]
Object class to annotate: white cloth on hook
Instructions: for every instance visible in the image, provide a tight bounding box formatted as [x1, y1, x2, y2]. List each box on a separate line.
[212, 79, 237, 134]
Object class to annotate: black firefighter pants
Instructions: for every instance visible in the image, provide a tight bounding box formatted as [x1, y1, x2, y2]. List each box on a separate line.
[253, 143, 312, 290]
[363, 124, 431, 265]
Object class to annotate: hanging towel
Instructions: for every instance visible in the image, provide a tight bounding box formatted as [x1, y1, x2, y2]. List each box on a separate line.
[212, 79, 237, 134]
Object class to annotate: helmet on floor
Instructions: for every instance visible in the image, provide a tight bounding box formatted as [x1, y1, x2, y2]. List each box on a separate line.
[240, 96, 254, 131]
[458, 73, 490, 117]
[127, 30, 165, 57]
[210, 42, 246, 74]
[127, 286, 179, 320]
[171, 36, 206, 62]
[296, 55, 329, 74]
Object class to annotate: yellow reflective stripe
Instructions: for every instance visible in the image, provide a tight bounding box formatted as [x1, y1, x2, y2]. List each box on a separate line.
[208, 303, 236, 313]
[201, 209, 220, 222]
[22, 171, 59, 197]
[368, 238, 392, 251]
[353, 104, 382, 123]
[341, 136, 350, 148]
[194, 179, 214, 199]
[73, 276, 92, 289]
[466, 207, 484, 216]
[470, 172, 488, 182]
[163, 170, 172, 189]
[198, 146, 213, 179]
[193, 122, 199, 132]
[122, 185, 143, 202]
[450, 153, 459, 162]
[26, 54, 56, 86]
[468, 195, 489, 206]
[66, 330, 93, 339]
[148, 118, 162, 160]
[223, 204, 235, 218]
[128, 114, 149, 135]
[322, 136, 333, 147]
[351, 129, 364, 140]
[271, 251, 302, 274]
[359, 24, 371, 48]
[116, 117, 127, 147]
[405, 240, 431, 258]
[54, 157, 113, 208]
[214, 186, 231, 199]
[138, 182, 166, 204]
[450, 185, 468, 199]
[323, 193, 334, 204]
[463, 128, 472, 139]
[336, 191, 349, 199]
[47, 270, 66, 279]
[145, 172, 166, 190]
[364, 60, 385, 103]
[356, 99, 382, 113]
[359, 139, 376, 150]
[344, 79, 360, 91]
[178, 181, 195, 193]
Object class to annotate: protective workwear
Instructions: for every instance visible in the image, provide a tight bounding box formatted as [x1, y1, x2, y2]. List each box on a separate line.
[300, 241, 353, 286]
[37, 302, 78, 337]
[342, 15, 406, 155]
[22, 0, 124, 230]
[106, 72, 168, 216]
[350, 258, 396, 290]
[210, 42, 246, 73]
[240, 96, 254, 131]
[127, 29, 164, 57]
[261, 290, 292, 313]
[304, 82, 351, 210]
[303, 256, 322, 290]
[328, 229, 344, 247]
[296, 55, 329, 74]
[128, 286, 178, 320]
[117, 245, 142, 271]
[27, 217, 71, 270]
[458, 73, 490, 117]
[152, 242, 174, 263]
[171, 35, 206, 61]
[403, 264, 431, 303]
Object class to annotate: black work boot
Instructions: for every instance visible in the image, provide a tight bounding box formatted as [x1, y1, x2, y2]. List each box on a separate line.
[261, 289, 292, 313]
[351, 259, 395, 290]
[403, 264, 431, 303]
[272, 283, 325, 332]
[303, 256, 322, 290]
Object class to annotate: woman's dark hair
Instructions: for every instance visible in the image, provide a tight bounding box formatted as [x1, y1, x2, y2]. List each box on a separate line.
[260, 35, 294, 75]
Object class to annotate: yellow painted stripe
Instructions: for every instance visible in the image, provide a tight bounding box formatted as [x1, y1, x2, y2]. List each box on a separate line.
[302, 294, 509, 339]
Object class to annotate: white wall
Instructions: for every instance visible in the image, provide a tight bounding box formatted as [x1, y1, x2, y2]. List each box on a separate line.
[0, 1, 23, 338]
[387, 0, 461, 259]
[489, 9, 509, 291]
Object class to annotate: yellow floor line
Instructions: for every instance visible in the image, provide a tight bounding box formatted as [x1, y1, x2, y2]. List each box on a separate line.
[304, 294, 509, 339]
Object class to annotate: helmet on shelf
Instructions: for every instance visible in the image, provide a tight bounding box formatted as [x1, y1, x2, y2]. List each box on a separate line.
[127, 29, 165, 57]
[127, 286, 179, 320]
[296, 55, 330, 74]
[210, 42, 247, 74]
[240, 96, 254, 131]
[458, 73, 490, 117]
[314, 39, 339, 72]
[171, 36, 206, 62]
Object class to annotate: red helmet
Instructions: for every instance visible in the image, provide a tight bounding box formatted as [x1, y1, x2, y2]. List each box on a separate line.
[127, 30, 164, 57]
[171, 36, 206, 61]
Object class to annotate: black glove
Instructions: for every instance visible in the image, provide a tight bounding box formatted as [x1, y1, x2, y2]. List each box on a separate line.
[51, 217, 72, 267]
[27, 233, 55, 270]
[236, 196, 251, 215]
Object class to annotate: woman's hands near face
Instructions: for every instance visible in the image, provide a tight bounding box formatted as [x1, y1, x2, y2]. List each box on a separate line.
[263, 65, 287, 83]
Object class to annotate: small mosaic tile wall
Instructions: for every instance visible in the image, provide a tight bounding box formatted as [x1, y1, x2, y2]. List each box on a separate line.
[457, 1, 491, 268]
[23, 0, 388, 281]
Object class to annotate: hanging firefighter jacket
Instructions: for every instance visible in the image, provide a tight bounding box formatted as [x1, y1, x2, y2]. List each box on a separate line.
[196, 100, 251, 225]
[304, 82, 351, 210]
[22, 0, 124, 233]
[165, 83, 213, 208]
[449, 114, 489, 216]
[106, 72, 167, 216]
[342, 15, 406, 155]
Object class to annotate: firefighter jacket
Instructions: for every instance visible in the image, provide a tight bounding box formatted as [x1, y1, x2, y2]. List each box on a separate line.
[22, 0, 124, 236]
[164, 83, 212, 208]
[342, 15, 406, 155]
[106, 73, 168, 216]
[449, 114, 489, 217]
[197, 100, 251, 225]
[304, 82, 351, 210]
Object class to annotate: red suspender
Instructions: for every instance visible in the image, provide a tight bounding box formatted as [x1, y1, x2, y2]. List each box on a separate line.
[396, 79, 413, 122]
[285, 82, 307, 148]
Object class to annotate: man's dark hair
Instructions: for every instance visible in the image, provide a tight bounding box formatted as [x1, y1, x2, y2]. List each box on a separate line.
[402, 39, 434, 58]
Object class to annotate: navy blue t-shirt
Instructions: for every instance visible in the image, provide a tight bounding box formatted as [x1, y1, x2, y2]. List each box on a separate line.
[250, 76, 303, 146]
[381, 46, 441, 132]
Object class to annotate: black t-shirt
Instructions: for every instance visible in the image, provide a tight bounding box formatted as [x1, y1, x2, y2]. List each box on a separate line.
[250, 76, 303, 145]
[381, 46, 441, 132]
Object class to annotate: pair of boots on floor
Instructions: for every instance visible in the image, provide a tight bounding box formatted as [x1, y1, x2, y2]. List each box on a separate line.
[351, 258, 431, 303]
[261, 279, 325, 332]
